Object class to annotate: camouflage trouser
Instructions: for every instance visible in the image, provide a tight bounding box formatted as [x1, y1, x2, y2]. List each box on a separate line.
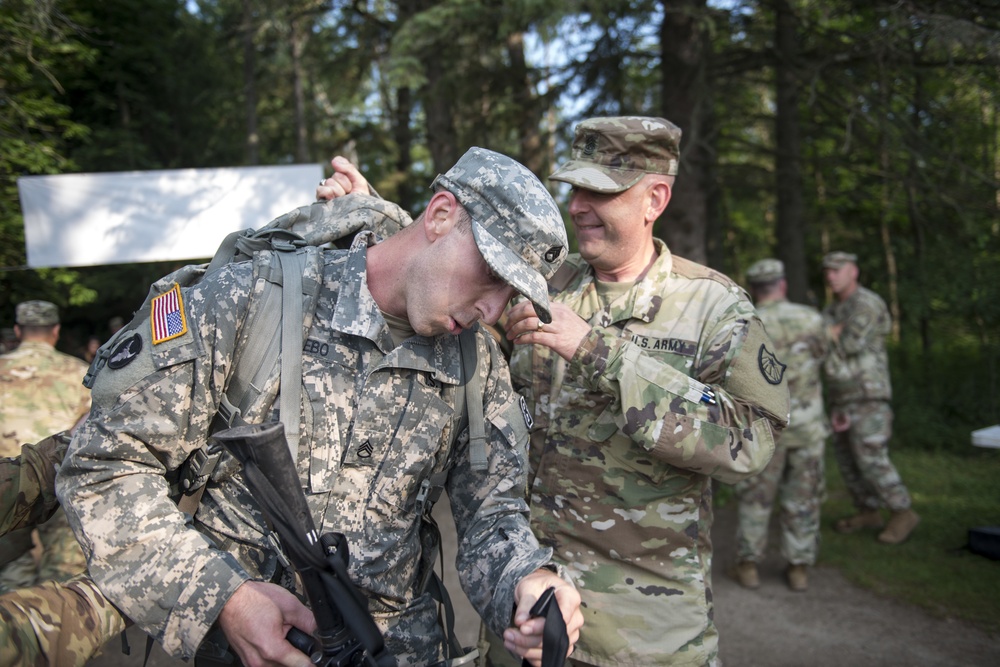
[832, 400, 911, 512]
[735, 440, 825, 566]
[0, 509, 87, 593]
[0, 573, 128, 667]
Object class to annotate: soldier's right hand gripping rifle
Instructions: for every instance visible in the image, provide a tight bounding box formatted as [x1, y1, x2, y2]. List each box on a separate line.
[211, 422, 396, 667]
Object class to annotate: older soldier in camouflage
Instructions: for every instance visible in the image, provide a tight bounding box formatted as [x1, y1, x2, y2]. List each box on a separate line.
[0, 433, 128, 667]
[489, 117, 789, 667]
[733, 259, 829, 593]
[58, 148, 583, 667]
[822, 251, 919, 544]
[1, 301, 90, 594]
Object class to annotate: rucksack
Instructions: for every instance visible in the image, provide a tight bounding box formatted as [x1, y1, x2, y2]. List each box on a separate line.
[83, 193, 485, 665]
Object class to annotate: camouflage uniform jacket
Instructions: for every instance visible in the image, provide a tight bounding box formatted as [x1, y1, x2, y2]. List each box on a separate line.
[755, 299, 830, 448]
[509, 240, 788, 667]
[58, 230, 553, 664]
[0, 341, 91, 457]
[1, 341, 90, 564]
[822, 286, 892, 405]
[1, 434, 70, 537]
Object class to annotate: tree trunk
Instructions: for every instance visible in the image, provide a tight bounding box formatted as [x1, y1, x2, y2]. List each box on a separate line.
[774, 0, 808, 303]
[290, 14, 309, 163]
[878, 61, 901, 344]
[658, 0, 711, 265]
[242, 0, 259, 165]
[507, 31, 544, 173]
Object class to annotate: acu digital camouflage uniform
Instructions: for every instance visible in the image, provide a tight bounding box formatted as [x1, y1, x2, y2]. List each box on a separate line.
[501, 117, 788, 667]
[0, 434, 128, 667]
[734, 259, 830, 569]
[58, 149, 571, 665]
[821, 253, 912, 514]
[0, 301, 90, 594]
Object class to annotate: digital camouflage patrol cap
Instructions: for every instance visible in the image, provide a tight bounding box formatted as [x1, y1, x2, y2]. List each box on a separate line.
[432, 147, 568, 323]
[15, 300, 60, 326]
[822, 251, 857, 269]
[549, 116, 682, 193]
[746, 258, 785, 284]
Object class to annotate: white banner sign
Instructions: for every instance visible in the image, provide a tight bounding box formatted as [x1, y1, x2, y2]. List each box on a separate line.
[17, 163, 323, 268]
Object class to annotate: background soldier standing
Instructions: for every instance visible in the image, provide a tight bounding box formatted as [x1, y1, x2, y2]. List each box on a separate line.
[733, 259, 830, 592]
[0, 301, 90, 593]
[822, 251, 920, 544]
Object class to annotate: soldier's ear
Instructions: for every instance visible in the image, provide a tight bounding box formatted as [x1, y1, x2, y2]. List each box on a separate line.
[423, 191, 459, 241]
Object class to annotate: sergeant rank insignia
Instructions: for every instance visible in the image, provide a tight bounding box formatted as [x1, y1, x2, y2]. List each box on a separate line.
[151, 283, 188, 345]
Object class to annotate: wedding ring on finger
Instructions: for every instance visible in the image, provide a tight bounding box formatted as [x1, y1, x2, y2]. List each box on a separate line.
[536, 320, 545, 332]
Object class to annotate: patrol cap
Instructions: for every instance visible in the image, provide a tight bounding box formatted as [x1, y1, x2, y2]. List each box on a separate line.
[15, 300, 59, 326]
[432, 147, 568, 323]
[746, 258, 785, 284]
[822, 251, 857, 269]
[549, 116, 682, 193]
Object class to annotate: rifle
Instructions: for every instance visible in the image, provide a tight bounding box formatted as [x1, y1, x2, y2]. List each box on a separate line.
[211, 421, 396, 667]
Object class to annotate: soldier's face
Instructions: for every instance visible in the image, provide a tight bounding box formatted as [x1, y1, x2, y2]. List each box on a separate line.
[567, 184, 651, 277]
[407, 227, 517, 336]
[824, 263, 857, 295]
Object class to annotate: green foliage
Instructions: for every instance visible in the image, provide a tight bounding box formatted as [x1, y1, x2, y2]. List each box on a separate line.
[890, 340, 1000, 452]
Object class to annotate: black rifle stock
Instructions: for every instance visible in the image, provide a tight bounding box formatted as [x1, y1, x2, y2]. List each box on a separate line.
[211, 421, 396, 667]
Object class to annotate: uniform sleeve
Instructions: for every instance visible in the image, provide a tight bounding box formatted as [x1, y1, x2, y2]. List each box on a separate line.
[569, 307, 788, 485]
[447, 332, 557, 636]
[0, 433, 70, 536]
[56, 264, 255, 660]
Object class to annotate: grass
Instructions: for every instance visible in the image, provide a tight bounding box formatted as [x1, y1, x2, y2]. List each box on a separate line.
[817, 445, 1000, 635]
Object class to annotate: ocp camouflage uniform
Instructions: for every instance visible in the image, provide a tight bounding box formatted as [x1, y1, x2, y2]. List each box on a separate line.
[1, 334, 91, 593]
[508, 246, 788, 667]
[58, 189, 565, 664]
[735, 297, 829, 566]
[823, 285, 911, 512]
[0, 434, 128, 667]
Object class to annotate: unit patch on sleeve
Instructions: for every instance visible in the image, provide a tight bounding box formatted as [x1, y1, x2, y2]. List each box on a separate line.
[151, 283, 188, 344]
[758, 344, 787, 385]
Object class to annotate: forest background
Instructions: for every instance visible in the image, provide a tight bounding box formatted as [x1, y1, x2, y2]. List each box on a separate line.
[0, 0, 998, 452]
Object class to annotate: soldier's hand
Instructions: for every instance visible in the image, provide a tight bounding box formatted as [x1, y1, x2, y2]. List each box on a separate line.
[507, 567, 582, 667]
[505, 301, 590, 362]
[219, 580, 316, 667]
[831, 409, 851, 433]
[317, 156, 370, 200]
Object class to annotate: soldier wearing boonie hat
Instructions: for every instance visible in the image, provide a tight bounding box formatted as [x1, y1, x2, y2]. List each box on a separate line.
[492, 116, 789, 667]
[433, 147, 567, 323]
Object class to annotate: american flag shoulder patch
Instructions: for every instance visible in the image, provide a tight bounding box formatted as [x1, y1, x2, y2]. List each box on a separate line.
[151, 283, 188, 345]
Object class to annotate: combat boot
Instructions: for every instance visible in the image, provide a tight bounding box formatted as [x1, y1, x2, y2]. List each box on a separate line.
[834, 510, 883, 534]
[786, 564, 808, 592]
[878, 508, 921, 544]
[736, 561, 759, 589]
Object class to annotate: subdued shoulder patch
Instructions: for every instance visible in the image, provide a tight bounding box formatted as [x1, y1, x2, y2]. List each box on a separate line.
[758, 344, 786, 385]
[724, 318, 790, 425]
[150, 283, 188, 345]
[107, 333, 143, 370]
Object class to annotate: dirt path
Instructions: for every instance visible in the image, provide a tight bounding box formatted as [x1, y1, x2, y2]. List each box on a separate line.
[87, 499, 999, 666]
